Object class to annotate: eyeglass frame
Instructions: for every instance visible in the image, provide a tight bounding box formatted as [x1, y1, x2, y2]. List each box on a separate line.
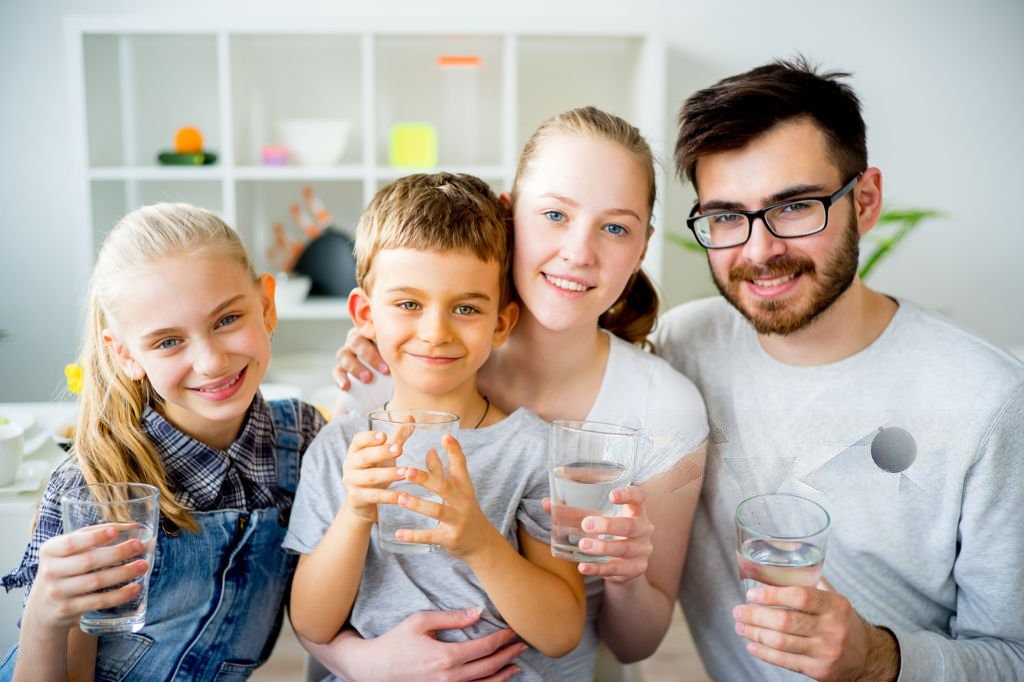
[685, 173, 862, 249]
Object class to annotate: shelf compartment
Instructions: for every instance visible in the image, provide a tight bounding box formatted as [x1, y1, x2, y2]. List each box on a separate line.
[230, 34, 364, 167]
[84, 33, 220, 169]
[375, 34, 505, 170]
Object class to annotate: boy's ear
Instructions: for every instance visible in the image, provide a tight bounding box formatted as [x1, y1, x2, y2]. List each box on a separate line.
[258, 273, 278, 335]
[102, 329, 146, 381]
[491, 301, 519, 349]
[348, 287, 377, 339]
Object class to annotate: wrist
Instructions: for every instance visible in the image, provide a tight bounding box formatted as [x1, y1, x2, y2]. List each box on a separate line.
[864, 623, 900, 682]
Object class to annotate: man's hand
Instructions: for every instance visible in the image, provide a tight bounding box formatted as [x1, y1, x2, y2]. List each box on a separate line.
[732, 578, 899, 681]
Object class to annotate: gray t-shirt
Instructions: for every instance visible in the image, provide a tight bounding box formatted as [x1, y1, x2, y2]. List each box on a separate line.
[655, 296, 1024, 681]
[284, 407, 560, 680]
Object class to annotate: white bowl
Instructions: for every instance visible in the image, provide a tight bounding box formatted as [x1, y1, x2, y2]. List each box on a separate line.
[274, 273, 312, 306]
[278, 118, 350, 166]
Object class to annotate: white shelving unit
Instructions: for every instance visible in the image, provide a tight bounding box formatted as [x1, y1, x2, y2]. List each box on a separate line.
[66, 20, 667, 322]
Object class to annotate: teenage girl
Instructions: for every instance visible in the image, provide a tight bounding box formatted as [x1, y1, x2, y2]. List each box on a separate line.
[1, 203, 325, 680]
[322, 107, 710, 681]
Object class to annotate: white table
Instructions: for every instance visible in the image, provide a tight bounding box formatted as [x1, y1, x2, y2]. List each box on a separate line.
[0, 402, 77, 652]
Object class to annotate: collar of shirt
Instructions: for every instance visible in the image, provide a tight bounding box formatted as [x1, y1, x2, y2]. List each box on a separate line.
[142, 393, 276, 511]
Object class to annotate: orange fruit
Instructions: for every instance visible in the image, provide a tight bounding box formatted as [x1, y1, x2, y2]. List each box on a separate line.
[174, 126, 204, 153]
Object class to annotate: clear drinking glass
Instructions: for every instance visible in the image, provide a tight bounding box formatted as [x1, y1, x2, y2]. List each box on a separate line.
[548, 420, 638, 563]
[61, 483, 160, 634]
[369, 409, 459, 554]
[734, 493, 830, 596]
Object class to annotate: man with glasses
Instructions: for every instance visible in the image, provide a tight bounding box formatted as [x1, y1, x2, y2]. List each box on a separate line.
[655, 58, 1024, 680]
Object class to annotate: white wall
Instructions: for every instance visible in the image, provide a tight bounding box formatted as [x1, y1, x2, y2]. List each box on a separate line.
[2, 0, 1022, 401]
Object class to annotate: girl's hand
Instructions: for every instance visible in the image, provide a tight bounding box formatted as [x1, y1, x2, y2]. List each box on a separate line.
[393, 434, 500, 561]
[334, 327, 390, 390]
[544, 485, 655, 582]
[24, 525, 149, 632]
[340, 429, 409, 523]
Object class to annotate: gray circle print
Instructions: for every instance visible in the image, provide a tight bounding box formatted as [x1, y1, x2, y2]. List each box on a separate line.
[870, 427, 917, 473]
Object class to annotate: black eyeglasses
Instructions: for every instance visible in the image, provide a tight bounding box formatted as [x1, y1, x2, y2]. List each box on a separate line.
[686, 174, 861, 249]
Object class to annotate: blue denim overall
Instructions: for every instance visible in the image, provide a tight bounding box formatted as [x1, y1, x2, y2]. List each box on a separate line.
[1, 399, 303, 681]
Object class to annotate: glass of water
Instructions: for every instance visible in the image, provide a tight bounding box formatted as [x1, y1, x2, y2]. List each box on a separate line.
[369, 409, 460, 554]
[61, 483, 160, 635]
[734, 493, 830, 596]
[548, 420, 638, 563]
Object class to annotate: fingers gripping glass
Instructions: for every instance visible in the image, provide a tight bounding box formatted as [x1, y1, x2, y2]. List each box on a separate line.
[686, 174, 861, 249]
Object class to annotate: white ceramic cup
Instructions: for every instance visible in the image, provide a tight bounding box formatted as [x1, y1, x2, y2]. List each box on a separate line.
[0, 422, 25, 486]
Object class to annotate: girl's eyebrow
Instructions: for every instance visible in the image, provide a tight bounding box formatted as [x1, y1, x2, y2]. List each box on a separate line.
[539, 193, 642, 221]
[139, 294, 246, 342]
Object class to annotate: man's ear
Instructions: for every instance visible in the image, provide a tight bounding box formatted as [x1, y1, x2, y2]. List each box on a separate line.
[498, 191, 511, 208]
[102, 329, 145, 381]
[491, 301, 519, 349]
[258, 273, 278, 335]
[854, 167, 884, 237]
[348, 287, 376, 340]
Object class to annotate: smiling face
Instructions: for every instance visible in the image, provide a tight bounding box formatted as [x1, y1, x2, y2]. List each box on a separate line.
[105, 252, 275, 447]
[350, 248, 517, 405]
[512, 133, 651, 333]
[697, 120, 863, 335]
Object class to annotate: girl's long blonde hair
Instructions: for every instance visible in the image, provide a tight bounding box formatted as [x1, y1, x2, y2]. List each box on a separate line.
[75, 203, 258, 532]
[511, 106, 660, 348]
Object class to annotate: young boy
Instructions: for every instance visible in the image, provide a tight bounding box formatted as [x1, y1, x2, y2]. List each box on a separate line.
[284, 172, 586, 680]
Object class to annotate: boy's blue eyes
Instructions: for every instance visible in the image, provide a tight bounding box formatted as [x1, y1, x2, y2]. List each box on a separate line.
[399, 301, 421, 311]
[216, 314, 240, 328]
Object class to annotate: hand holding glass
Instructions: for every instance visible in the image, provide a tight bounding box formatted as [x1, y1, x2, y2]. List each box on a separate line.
[734, 493, 830, 596]
[549, 420, 638, 563]
[369, 409, 459, 554]
[61, 483, 160, 634]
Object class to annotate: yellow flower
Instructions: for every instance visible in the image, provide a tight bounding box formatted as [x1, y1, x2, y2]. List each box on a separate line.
[64, 363, 84, 395]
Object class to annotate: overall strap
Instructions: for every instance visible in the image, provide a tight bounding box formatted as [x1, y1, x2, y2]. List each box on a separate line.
[267, 398, 303, 525]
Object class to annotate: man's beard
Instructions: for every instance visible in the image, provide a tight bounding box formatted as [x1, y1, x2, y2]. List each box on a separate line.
[711, 215, 860, 336]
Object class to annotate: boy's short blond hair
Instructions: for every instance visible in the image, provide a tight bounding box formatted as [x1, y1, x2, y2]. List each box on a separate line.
[354, 172, 512, 305]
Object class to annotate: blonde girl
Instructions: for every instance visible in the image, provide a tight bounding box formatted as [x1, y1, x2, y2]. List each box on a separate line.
[1, 203, 325, 680]
[322, 107, 710, 681]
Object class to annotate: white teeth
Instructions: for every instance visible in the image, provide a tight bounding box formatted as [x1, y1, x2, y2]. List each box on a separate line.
[545, 275, 588, 292]
[200, 374, 240, 392]
[753, 273, 796, 288]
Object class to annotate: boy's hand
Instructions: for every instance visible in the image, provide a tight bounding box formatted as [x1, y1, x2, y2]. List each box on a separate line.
[25, 525, 149, 632]
[341, 429, 410, 523]
[394, 434, 501, 561]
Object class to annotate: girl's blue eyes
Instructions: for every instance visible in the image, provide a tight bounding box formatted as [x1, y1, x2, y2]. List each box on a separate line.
[543, 211, 629, 236]
[156, 338, 180, 350]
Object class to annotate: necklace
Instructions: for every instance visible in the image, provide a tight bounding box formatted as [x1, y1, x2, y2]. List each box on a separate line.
[383, 396, 491, 429]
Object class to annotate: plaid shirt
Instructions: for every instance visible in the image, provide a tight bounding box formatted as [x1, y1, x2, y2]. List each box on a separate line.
[2, 392, 325, 594]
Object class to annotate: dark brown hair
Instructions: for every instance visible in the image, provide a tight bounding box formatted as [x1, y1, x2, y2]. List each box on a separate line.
[675, 56, 868, 189]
